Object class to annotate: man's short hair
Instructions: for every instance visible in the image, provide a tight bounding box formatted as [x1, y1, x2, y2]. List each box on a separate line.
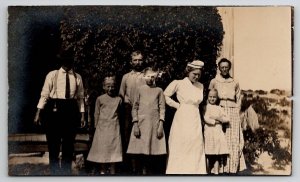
[131, 50, 143, 58]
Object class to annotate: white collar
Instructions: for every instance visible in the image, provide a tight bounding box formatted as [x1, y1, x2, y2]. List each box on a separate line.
[130, 70, 143, 75]
[184, 77, 191, 84]
[59, 67, 74, 74]
[215, 74, 234, 83]
[184, 77, 201, 87]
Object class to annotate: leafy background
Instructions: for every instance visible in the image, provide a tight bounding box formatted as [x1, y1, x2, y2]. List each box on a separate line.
[8, 6, 223, 132]
[8, 6, 291, 175]
[59, 6, 223, 106]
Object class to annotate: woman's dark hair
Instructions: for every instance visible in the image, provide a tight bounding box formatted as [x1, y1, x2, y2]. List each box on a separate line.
[218, 58, 232, 70]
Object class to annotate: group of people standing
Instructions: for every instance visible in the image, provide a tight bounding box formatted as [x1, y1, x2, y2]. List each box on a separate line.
[34, 50, 246, 175]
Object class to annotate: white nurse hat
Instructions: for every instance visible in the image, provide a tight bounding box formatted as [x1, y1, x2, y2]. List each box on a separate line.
[187, 60, 204, 68]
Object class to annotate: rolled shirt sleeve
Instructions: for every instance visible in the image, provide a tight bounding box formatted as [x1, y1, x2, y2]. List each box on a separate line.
[37, 71, 55, 109]
[76, 73, 85, 112]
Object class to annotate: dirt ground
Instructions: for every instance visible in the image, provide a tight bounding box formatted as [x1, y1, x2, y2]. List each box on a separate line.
[8, 152, 291, 176]
[251, 152, 291, 175]
[8, 153, 89, 176]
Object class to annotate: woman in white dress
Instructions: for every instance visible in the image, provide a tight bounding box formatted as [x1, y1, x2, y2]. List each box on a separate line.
[164, 60, 206, 174]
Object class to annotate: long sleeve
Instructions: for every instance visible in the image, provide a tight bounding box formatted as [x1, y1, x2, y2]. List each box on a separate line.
[218, 109, 230, 123]
[235, 81, 241, 108]
[204, 115, 217, 125]
[204, 109, 216, 125]
[131, 89, 140, 122]
[158, 89, 166, 121]
[94, 98, 101, 127]
[119, 74, 127, 100]
[164, 80, 180, 109]
[76, 73, 85, 112]
[37, 72, 55, 109]
[204, 105, 230, 125]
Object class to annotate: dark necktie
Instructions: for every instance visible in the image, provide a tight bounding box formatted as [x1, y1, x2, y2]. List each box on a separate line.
[65, 72, 70, 99]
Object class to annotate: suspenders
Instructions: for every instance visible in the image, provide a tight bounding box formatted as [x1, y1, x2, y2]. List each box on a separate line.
[53, 69, 78, 99]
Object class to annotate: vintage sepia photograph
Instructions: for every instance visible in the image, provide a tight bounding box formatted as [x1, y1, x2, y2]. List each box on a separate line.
[7, 6, 292, 176]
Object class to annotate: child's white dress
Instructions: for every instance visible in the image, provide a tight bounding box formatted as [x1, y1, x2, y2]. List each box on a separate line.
[204, 103, 229, 155]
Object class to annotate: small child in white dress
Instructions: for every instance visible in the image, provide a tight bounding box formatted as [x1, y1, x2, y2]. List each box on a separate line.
[204, 89, 230, 174]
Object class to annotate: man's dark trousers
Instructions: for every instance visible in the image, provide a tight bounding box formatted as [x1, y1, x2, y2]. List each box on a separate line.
[43, 99, 80, 175]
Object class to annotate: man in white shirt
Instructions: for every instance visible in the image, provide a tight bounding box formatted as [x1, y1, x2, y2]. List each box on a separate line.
[34, 50, 85, 175]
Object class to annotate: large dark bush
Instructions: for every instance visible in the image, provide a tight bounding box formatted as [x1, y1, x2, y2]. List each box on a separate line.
[59, 6, 224, 104]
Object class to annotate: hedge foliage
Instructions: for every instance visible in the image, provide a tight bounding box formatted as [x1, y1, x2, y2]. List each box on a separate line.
[59, 6, 224, 104]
